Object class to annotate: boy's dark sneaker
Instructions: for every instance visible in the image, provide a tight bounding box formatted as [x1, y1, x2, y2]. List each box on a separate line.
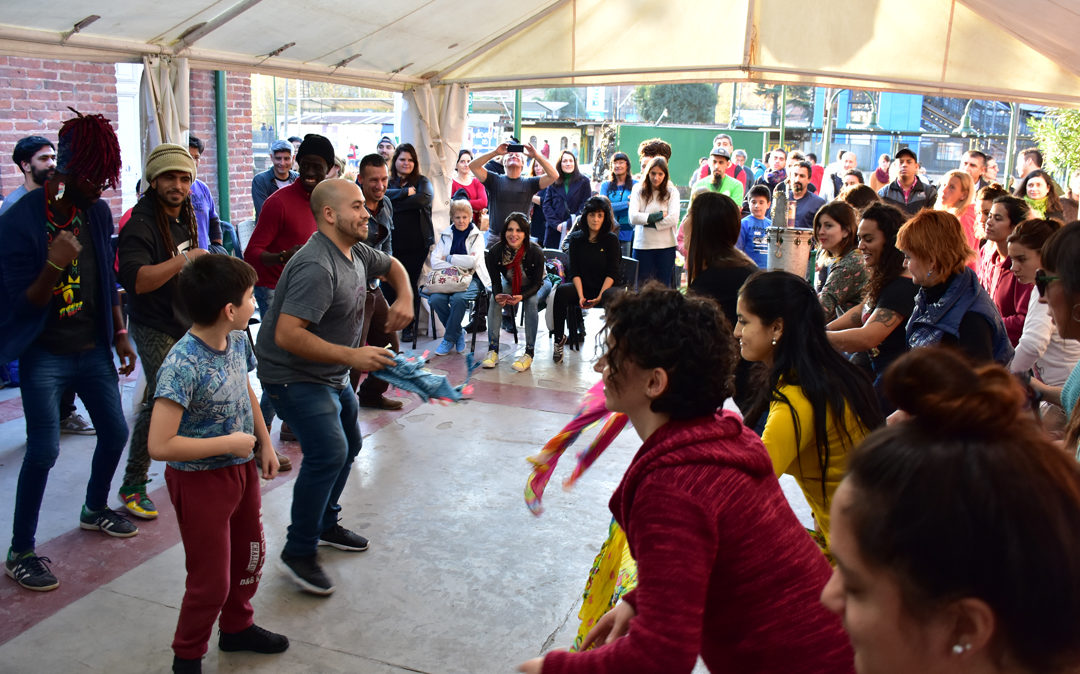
[280, 553, 335, 595]
[5, 552, 59, 592]
[79, 506, 139, 538]
[219, 624, 290, 654]
[172, 656, 202, 673]
[318, 524, 369, 552]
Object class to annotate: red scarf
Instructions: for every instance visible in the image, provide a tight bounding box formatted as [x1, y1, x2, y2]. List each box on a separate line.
[508, 244, 525, 295]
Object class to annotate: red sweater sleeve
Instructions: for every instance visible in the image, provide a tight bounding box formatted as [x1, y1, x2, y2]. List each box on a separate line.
[1003, 280, 1033, 346]
[244, 196, 284, 286]
[543, 480, 714, 674]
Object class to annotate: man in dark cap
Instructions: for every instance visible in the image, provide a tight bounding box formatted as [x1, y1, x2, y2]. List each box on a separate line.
[0, 110, 139, 592]
[251, 139, 298, 219]
[877, 148, 937, 215]
[376, 136, 395, 166]
[245, 134, 333, 443]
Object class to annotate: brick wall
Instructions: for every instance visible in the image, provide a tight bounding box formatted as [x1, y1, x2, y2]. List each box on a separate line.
[0, 57, 123, 215]
[188, 70, 255, 224]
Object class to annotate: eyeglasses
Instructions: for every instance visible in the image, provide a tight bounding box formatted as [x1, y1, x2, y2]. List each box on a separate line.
[1035, 269, 1060, 296]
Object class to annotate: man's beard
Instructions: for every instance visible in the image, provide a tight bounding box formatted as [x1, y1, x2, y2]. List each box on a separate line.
[792, 183, 805, 196]
[31, 166, 54, 187]
[711, 171, 723, 187]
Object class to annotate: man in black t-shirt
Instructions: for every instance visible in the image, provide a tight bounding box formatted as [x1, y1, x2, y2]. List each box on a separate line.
[117, 143, 206, 521]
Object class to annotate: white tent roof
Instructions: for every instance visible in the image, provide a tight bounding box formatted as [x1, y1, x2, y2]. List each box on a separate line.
[1, 0, 1078, 105]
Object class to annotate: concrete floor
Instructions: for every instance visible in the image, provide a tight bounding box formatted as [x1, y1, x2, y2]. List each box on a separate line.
[0, 309, 810, 673]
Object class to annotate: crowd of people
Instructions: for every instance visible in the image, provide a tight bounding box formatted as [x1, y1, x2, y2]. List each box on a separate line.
[0, 111, 1079, 674]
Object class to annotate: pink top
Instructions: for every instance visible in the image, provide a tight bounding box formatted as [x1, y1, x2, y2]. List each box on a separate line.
[451, 176, 487, 226]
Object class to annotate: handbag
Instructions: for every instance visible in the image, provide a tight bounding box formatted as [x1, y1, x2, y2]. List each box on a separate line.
[421, 266, 473, 294]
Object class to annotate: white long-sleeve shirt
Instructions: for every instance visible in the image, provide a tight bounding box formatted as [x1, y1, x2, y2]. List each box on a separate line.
[1010, 288, 1080, 386]
[629, 182, 681, 250]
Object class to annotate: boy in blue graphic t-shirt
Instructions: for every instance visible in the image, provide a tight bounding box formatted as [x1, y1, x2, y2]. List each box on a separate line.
[148, 255, 286, 673]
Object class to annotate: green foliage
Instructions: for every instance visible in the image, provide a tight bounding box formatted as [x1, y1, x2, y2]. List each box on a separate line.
[543, 88, 585, 118]
[754, 84, 815, 124]
[1030, 108, 1080, 173]
[632, 83, 718, 125]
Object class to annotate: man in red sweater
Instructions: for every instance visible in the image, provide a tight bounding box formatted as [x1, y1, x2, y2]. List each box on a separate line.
[245, 134, 335, 447]
[520, 287, 853, 674]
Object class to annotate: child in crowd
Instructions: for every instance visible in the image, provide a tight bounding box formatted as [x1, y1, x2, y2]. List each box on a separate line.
[147, 255, 286, 673]
[738, 184, 772, 268]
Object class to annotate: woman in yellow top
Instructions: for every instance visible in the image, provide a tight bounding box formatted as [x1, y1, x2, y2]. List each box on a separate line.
[735, 271, 883, 546]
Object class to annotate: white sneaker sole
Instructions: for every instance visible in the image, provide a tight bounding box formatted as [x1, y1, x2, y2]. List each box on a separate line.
[279, 560, 335, 596]
[317, 539, 369, 552]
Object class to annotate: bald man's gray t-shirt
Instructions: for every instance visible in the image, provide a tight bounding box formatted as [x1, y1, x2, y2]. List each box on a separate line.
[256, 230, 391, 388]
[483, 173, 542, 238]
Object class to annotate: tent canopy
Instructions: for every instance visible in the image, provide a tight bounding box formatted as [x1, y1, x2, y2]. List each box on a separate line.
[1, 0, 1078, 106]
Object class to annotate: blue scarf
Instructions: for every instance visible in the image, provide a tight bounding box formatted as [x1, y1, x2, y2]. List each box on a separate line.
[450, 224, 472, 256]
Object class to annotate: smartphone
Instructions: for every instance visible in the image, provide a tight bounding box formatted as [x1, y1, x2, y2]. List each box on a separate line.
[507, 143, 524, 153]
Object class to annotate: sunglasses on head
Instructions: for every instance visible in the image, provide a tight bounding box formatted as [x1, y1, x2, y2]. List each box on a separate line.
[1035, 269, 1060, 296]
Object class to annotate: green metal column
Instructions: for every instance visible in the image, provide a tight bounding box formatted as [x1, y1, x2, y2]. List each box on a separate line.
[778, 85, 787, 149]
[214, 70, 230, 222]
[513, 89, 522, 141]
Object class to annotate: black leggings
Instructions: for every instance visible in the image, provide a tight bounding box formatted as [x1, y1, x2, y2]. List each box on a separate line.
[552, 284, 621, 341]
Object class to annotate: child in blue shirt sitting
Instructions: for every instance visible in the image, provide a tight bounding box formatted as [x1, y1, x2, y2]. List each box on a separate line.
[738, 185, 773, 268]
[148, 254, 285, 673]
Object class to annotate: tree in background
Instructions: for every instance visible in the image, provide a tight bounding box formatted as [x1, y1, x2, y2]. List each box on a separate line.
[543, 87, 587, 119]
[754, 84, 815, 125]
[1030, 108, 1080, 174]
[632, 83, 718, 125]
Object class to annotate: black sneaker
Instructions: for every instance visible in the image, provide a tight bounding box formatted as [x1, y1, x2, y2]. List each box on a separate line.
[79, 506, 139, 538]
[280, 553, 335, 595]
[5, 552, 59, 592]
[172, 655, 202, 673]
[219, 624, 290, 654]
[318, 523, 369, 552]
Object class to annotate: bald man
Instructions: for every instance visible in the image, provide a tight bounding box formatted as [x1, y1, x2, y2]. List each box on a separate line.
[255, 180, 413, 596]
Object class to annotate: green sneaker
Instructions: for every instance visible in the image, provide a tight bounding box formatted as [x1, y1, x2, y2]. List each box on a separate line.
[119, 483, 158, 520]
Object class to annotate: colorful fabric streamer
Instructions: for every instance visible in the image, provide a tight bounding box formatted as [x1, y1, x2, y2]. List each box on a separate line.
[371, 351, 480, 403]
[525, 380, 628, 515]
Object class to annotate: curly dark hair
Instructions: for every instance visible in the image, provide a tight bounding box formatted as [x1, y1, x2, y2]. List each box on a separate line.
[600, 282, 736, 419]
[859, 202, 908, 306]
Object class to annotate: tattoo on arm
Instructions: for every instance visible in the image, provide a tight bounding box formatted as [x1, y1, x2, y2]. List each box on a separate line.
[869, 308, 901, 328]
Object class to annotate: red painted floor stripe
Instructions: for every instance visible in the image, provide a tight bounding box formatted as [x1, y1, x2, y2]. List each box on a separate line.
[0, 378, 581, 646]
[0, 398, 25, 425]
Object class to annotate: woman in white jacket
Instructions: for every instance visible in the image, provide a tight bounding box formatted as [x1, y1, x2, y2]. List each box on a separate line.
[629, 156, 681, 286]
[1007, 218, 1080, 429]
[428, 198, 491, 356]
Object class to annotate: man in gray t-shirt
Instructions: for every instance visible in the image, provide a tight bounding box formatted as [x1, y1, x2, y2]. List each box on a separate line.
[470, 142, 557, 245]
[256, 180, 413, 595]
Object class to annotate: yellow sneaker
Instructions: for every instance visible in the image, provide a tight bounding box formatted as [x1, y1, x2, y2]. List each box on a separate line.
[481, 350, 499, 368]
[118, 485, 158, 520]
[512, 354, 533, 372]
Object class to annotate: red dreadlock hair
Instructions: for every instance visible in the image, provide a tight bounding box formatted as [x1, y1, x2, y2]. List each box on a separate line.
[57, 107, 121, 190]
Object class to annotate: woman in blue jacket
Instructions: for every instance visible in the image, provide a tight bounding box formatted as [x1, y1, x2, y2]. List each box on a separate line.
[599, 152, 636, 257]
[542, 150, 592, 249]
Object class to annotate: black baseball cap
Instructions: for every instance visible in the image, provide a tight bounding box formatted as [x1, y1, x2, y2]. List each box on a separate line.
[894, 147, 918, 162]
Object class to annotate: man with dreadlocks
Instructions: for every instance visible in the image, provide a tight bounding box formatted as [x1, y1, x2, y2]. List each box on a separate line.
[117, 143, 207, 521]
[0, 109, 139, 592]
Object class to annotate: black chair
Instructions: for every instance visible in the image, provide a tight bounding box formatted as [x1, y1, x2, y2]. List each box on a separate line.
[620, 256, 639, 291]
[413, 287, 492, 354]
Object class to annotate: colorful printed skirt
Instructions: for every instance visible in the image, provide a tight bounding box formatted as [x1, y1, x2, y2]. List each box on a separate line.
[571, 518, 639, 651]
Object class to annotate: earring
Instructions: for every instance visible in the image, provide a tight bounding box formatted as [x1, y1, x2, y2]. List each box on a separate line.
[1072, 303, 1080, 323]
[771, 338, 777, 346]
[951, 643, 971, 655]
[927, 269, 934, 278]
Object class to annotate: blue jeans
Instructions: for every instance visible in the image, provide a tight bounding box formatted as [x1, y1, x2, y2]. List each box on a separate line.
[427, 279, 480, 343]
[634, 246, 676, 287]
[12, 345, 129, 553]
[253, 286, 277, 425]
[488, 274, 539, 352]
[265, 382, 362, 558]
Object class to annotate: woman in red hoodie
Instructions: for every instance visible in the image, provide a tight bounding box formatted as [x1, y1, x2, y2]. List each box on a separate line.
[519, 283, 854, 674]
